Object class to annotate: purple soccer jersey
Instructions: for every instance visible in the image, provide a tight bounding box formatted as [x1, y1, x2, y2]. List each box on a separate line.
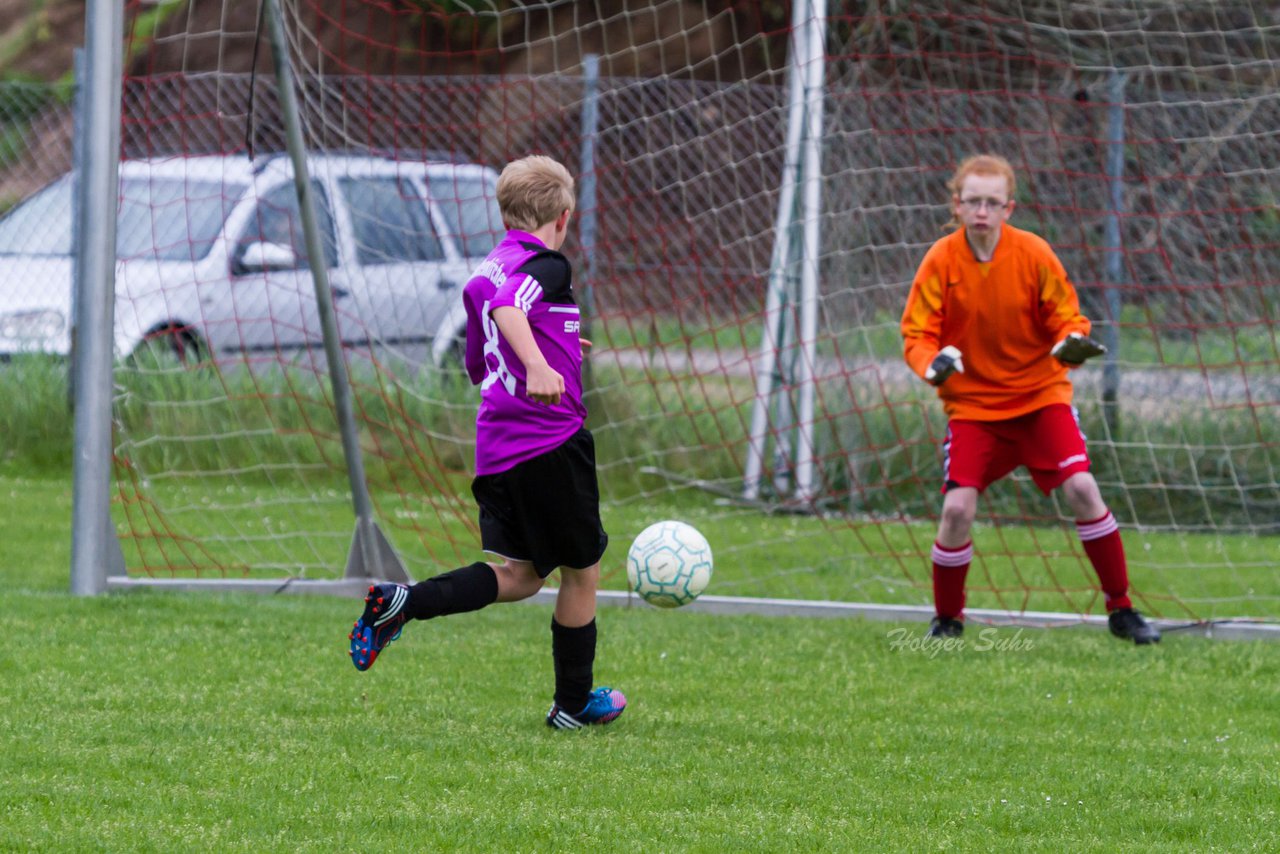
[462, 230, 586, 475]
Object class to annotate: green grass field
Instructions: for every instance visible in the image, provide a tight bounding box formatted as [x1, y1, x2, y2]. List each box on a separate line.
[3, 470, 1279, 851]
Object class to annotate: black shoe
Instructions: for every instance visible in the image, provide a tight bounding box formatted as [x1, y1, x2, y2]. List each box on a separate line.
[348, 583, 410, 671]
[1108, 608, 1161, 645]
[927, 616, 964, 638]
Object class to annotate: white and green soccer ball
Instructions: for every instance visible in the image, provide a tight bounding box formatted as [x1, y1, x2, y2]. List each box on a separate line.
[626, 520, 713, 608]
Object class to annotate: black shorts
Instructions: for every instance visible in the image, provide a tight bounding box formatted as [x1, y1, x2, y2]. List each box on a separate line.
[471, 428, 608, 577]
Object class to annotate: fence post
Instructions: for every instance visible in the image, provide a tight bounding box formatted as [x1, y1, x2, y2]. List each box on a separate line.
[1102, 70, 1126, 436]
[70, 0, 126, 595]
[578, 54, 600, 397]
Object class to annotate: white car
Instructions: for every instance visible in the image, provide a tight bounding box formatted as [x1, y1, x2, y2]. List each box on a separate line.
[0, 152, 502, 365]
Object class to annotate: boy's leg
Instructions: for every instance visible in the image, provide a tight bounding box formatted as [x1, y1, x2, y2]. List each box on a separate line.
[553, 561, 599, 627]
[931, 418, 1005, 635]
[1025, 408, 1159, 644]
[931, 487, 976, 635]
[1060, 471, 1158, 642]
[1059, 472, 1133, 611]
[404, 556, 543, 620]
[1024, 408, 1136, 613]
[551, 563, 598, 714]
[406, 561, 503, 618]
[349, 561, 508, 671]
[546, 563, 626, 729]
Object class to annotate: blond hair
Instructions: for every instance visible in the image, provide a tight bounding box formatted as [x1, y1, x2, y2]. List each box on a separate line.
[944, 154, 1017, 231]
[496, 155, 576, 232]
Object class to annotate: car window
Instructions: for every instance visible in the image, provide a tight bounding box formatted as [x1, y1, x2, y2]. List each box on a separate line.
[340, 177, 443, 265]
[118, 178, 243, 262]
[0, 176, 241, 261]
[0, 178, 73, 256]
[239, 181, 338, 269]
[427, 174, 502, 258]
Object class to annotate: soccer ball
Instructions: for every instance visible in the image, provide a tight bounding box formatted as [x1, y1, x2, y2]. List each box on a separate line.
[626, 520, 713, 608]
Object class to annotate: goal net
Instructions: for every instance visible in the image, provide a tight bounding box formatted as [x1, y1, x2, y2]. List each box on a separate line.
[84, 0, 1278, 625]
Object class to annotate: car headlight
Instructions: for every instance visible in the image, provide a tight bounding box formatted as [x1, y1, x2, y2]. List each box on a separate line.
[0, 310, 66, 342]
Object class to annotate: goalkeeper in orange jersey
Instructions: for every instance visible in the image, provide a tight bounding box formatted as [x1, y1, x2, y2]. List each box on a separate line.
[900, 153, 1159, 644]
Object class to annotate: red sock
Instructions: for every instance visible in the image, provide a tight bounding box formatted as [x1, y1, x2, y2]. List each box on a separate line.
[1077, 511, 1131, 611]
[931, 541, 972, 620]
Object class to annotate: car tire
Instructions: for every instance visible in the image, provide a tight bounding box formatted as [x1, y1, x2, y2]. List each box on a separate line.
[128, 324, 208, 370]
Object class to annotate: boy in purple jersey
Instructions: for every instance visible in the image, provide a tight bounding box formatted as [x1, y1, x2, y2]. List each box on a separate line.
[347, 155, 625, 730]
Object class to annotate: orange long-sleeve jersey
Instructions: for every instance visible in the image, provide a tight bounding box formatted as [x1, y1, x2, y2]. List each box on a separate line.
[900, 224, 1091, 421]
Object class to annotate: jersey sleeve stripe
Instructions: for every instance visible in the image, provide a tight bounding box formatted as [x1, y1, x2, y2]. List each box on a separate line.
[514, 275, 543, 313]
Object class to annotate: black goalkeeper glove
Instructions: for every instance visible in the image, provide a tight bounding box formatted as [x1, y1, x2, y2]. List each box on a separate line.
[1051, 332, 1107, 366]
[924, 345, 964, 386]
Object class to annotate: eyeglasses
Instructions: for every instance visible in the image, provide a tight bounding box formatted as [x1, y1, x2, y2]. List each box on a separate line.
[957, 197, 1011, 211]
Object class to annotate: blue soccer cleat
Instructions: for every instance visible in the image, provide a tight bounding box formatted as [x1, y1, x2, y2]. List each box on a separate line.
[546, 687, 627, 729]
[348, 583, 409, 671]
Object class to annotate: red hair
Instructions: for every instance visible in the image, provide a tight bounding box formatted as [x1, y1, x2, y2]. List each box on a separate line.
[943, 154, 1017, 230]
[947, 154, 1017, 199]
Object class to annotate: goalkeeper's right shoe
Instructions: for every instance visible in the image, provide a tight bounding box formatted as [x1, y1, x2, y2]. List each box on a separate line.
[546, 687, 627, 730]
[349, 583, 409, 671]
[927, 616, 964, 638]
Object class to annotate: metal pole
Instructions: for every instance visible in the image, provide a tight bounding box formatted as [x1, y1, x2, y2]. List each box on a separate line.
[792, 0, 827, 503]
[70, 0, 124, 595]
[263, 0, 408, 583]
[68, 48, 83, 411]
[578, 54, 600, 397]
[744, 0, 808, 501]
[1102, 70, 1126, 436]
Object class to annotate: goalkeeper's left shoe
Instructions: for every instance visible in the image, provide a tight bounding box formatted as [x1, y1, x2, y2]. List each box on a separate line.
[546, 687, 627, 730]
[349, 583, 410, 671]
[1108, 607, 1161, 645]
[1051, 332, 1107, 366]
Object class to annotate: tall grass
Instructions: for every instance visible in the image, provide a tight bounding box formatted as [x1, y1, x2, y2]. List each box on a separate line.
[4, 353, 1277, 533]
[0, 356, 73, 470]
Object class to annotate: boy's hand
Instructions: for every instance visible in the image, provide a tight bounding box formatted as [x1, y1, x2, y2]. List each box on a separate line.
[1051, 332, 1106, 366]
[579, 337, 593, 357]
[924, 345, 964, 385]
[525, 362, 565, 405]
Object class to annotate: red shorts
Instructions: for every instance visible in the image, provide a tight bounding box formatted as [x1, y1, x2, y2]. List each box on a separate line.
[942, 403, 1090, 495]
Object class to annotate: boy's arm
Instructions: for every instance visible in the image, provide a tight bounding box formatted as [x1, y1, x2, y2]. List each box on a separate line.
[1037, 250, 1090, 342]
[1036, 249, 1097, 365]
[901, 256, 949, 381]
[492, 305, 564, 404]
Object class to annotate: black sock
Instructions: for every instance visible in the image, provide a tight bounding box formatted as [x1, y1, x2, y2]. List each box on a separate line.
[551, 617, 596, 712]
[405, 562, 498, 621]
